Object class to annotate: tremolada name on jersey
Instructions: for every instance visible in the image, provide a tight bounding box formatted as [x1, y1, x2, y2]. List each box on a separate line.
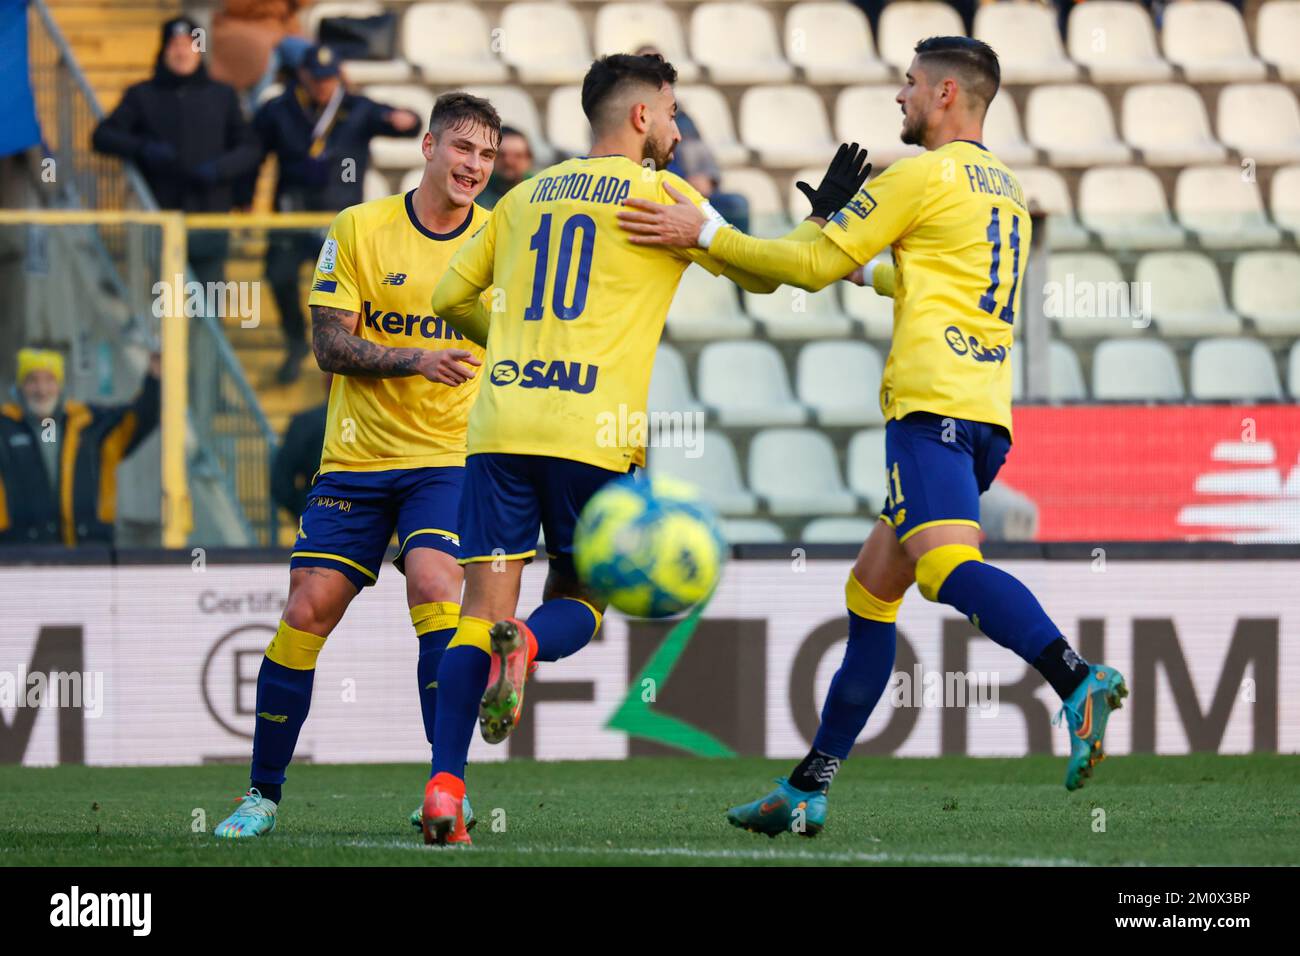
[526, 171, 632, 207]
[489, 359, 598, 394]
[362, 300, 468, 340]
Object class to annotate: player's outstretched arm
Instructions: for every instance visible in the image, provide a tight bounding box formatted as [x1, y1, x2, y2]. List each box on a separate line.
[430, 270, 491, 347]
[311, 305, 480, 385]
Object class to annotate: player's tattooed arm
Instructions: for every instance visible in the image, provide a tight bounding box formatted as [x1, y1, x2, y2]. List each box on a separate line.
[311, 305, 480, 385]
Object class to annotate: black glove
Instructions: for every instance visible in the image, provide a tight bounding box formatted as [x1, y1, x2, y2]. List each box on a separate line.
[137, 140, 178, 171]
[796, 142, 872, 220]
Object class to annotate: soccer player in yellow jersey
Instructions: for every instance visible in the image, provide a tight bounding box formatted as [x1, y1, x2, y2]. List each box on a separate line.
[420, 53, 853, 845]
[214, 93, 500, 839]
[619, 37, 1128, 833]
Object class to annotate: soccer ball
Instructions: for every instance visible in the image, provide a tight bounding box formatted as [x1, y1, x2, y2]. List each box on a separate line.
[574, 474, 727, 618]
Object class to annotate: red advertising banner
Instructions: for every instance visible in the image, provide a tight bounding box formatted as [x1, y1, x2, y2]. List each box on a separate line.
[999, 405, 1300, 542]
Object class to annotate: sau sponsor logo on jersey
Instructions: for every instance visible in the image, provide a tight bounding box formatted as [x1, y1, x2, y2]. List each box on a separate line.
[490, 359, 598, 394]
[944, 325, 1008, 364]
[381, 272, 408, 286]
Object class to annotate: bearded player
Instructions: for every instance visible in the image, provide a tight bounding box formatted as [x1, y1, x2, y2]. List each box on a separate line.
[422, 53, 867, 845]
[618, 36, 1127, 836]
[214, 93, 500, 838]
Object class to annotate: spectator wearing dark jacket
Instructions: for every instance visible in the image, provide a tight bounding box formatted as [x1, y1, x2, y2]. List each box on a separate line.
[92, 15, 261, 287]
[0, 349, 161, 547]
[270, 376, 328, 520]
[253, 44, 421, 384]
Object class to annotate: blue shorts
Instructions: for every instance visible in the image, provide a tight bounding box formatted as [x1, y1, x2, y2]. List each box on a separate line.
[289, 466, 464, 591]
[880, 412, 1011, 543]
[458, 453, 632, 573]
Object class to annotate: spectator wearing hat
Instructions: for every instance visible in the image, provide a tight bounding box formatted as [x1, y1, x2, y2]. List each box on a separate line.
[479, 126, 535, 209]
[0, 349, 161, 547]
[252, 43, 423, 384]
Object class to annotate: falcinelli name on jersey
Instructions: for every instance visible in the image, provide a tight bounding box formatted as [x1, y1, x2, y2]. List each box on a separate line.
[962, 164, 1027, 208]
[526, 171, 633, 206]
[489, 359, 598, 394]
[361, 300, 468, 340]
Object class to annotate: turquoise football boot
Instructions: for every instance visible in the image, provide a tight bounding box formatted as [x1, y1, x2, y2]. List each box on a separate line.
[213, 788, 278, 839]
[1056, 664, 1128, 791]
[727, 778, 828, 838]
[410, 795, 476, 832]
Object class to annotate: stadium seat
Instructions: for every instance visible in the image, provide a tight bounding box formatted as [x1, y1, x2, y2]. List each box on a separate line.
[402, 3, 507, 83]
[720, 167, 790, 235]
[1289, 341, 1300, 397]
[840, 272, 894, 339]
[983, 94, 1035, 166]
[784, 2, 892, 84]
[1271, 164, 1300, 233]
[1066, 1, 1173, 83]
[720, 517, 785, 543]
[649, 429, 758, 516]
[676, 85, 749, 167]
[1011, 340, 1088, 401]
[974, 2, 1080, 83]
[801, 516, 877, 543]
[696, 341, 808, 426]
[1162, 0, 1268, 82]
[593, 4, 700, 82]
[980, 481, 1040, 542]
[1091, 339, 1185, 400]
[499, 3, 591, 83]
[1233, 252, 1300, 335]
[304, 1, 412, 84]
[877, 1, 966, 73]
[1121, 84, 1227, 167]
[546, 86, 589, 158]
[1015, 167, 1089, 249]
[1077, 166, 1185, 249]
[458, 85, 549, 162]
[743, 284, 853, 340]
[749, 428, 857, 515]
[1217, 84, 1300, 166]
[363, 168, 391, 202]
[1025, 85, 1131, 167]
[835, 87, 924, 166]
[690, 3, 795, 84]
[795, 340, 884, 426]
[1257, 1, 1300, 81]
[365, 85, 435, 168]
[740, 85, 836, 168]
[1044, 252, 1143, 339]
[648, 343, 704, 415]
[1174, 166, 1281, 249]
[1136, 252, 1242, 337]
[1189, 337, 1284, 400]
[666, 265, 756, 340]
[398, 167, 423, 193]
[846, 428, 888, 511]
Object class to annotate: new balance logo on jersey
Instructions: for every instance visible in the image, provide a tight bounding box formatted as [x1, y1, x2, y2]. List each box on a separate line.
[381, 272, 407, 286]
[490, 359, 598, 394]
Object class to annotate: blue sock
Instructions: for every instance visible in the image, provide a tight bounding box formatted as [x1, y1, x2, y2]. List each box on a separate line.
[431, 617, 492, 780]
[937, 560, 1061, 663]
[527, 597, 600, 662]
[416, 627, 455, 778]
[249, 656, 315, 803]
[811, 613, 897, 759]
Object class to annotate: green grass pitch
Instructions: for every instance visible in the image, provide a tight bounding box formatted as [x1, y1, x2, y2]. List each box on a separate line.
[2, 754, 1296, 866]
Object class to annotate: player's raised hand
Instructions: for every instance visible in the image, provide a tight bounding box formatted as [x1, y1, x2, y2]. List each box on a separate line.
[419, 349, 481, 386]
[617, 183, 709, 247]
[797, 142, 872, 220]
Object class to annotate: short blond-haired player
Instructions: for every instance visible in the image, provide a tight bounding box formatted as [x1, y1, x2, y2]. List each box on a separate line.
[619, 36, 1128, 836]
[214, 93, 500, 839]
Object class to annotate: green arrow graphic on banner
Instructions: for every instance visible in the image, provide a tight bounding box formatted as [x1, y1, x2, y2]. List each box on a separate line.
[604, 591, 736, 758]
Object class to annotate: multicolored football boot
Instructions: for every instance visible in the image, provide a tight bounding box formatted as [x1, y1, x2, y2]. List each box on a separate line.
[478, 618, 535, 744]
[409, 796, 475, 832]
[213, 788, 278, 839]
[422, 778, 471, 846]
[726, 778, 828, 838]
[1056, 664, 1129, 791]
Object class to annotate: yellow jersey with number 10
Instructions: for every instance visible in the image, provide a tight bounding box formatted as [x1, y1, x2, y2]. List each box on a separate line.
[445, 154, 728, 471]
[825, 140, 1031, 437]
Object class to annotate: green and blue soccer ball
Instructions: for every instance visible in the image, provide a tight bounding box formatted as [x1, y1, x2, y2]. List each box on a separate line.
[574, 474, 727, 618]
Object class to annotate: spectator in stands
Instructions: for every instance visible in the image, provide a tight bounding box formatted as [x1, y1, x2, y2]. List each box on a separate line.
[253, 43, 423, 384]
[634, 45, 749, 234]
[0, 348, 160, 547]
[208, 0, 310, 111]
[270, 373, 328, 519]
[92, 15, 262, 289]
[479, 126, 535, 209]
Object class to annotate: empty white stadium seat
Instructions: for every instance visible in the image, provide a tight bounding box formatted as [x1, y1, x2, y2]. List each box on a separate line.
[648, 343, 704, 415]
[649, 430, 758, 516]
[801, 517, 877, 543]
[1190, 338, 1283, 400]
[1012, 340, 1088, 401]
[696, 341, 807, 426]
[1091, 339, 1185, 400]
[403, 3, 508, 83]
[744, 284, 852, 340]
[720, 518, 784, 543]
[984, 94, 1035, 166]
[458, 85, 549, 162]
[835, 86, 923, 166]
[1257, 1, 1300, 81]
[1217, 84, 1300, 165]
[666, 266, 756, 340]
[676, 85, 749, 167]
[1233, 251, 1300, 335]
[1066, 1, 1173, 83]
[877, 1, 966, 73]
[975, 2, 1080, 83]
[1272, 164, 1300, 233]
[1163, 0, 1267, 82]
[840, 272, 895, 339]
[1025, 85, 1131, 167]
[398, 167, 423, 193]
[749, 428, 857, 516]
[363, 168, 391, 202]
[1078, 165, 1185, 249]
[1136, 252, 1242, 336]
[740, 85, 836, 168]
[1015, 167, 1089, 249]
[720, 167, 790, 235]
[1174, 166, 1281, 248]
[499, 3, 591, 83]
[1121, 84, 1227, 167]
[690, 2, 795, 84]
[546, 86, 589, 158]
[1044, 252, 1143, 338]
[795, 340, 884, 426]
[365, 84, 434, 168]
[785, 2, 892, 84]
[594, 4, 699, 82]
[846, 428, 888, 510]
